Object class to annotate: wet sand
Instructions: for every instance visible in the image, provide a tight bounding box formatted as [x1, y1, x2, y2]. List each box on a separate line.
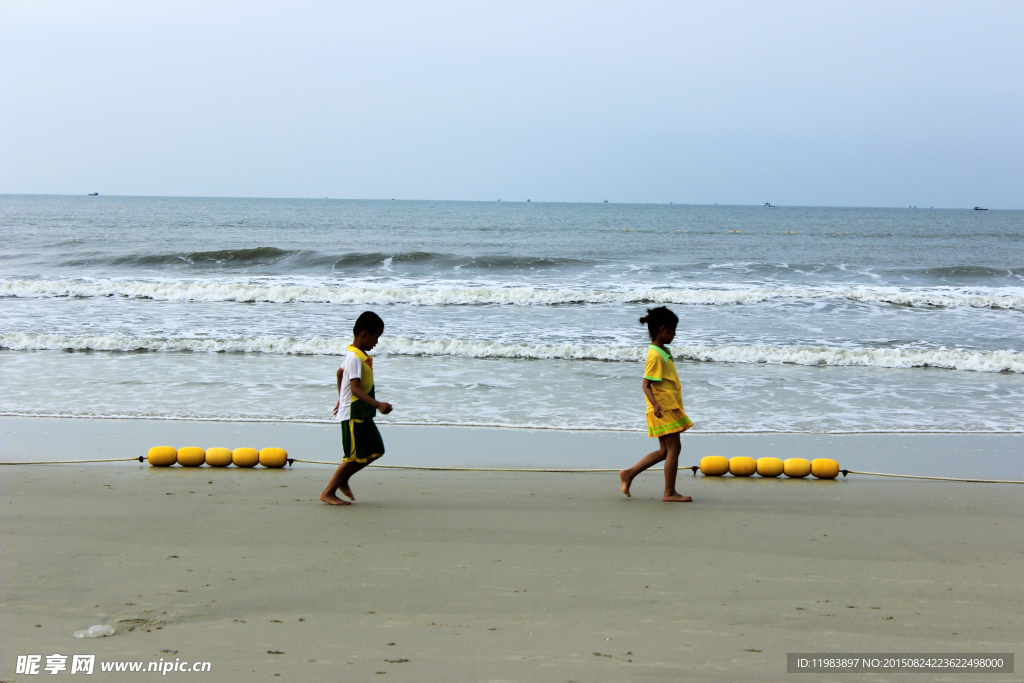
[1, 424, 1021, 681]
[2, 415, 1022, 478]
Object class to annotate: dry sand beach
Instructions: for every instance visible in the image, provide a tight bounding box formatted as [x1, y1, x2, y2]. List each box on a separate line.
[1, 419, 1021, 682]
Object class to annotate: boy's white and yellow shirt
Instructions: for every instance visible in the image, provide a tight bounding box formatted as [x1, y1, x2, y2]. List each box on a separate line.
[643, 344, 682, 412]
[336, 345, 375, 421]
[347, 345, 374, 398]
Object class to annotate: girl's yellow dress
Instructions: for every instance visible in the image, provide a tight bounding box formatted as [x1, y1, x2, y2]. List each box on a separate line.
[644, 344, 693, 437]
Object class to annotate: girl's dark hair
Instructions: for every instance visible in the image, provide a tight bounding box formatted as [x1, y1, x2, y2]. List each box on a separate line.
[353, 311, 385, 335]
[639, 306, 678, 340]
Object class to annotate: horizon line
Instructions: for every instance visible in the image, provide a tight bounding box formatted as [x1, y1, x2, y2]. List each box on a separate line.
[0, 193, 1015, 211]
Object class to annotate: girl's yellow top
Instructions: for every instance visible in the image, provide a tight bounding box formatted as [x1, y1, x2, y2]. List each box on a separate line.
[644, 344, 682, 412]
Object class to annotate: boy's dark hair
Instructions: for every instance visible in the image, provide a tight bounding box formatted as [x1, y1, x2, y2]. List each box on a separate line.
[639, 306, 678, 340]
[353, 311, 384, 335]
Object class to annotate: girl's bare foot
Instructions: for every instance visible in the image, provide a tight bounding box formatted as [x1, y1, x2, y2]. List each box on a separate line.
[619, 470, 633, 497]
[662, 493, 692, 502]
[319, 491, 351, 506]
[338, 482, 355, 501]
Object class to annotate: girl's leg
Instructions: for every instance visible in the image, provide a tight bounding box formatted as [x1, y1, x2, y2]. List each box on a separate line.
[662, 432, 691, 502]
[619, 435, 669, 497]
[320, 460, 371, 505]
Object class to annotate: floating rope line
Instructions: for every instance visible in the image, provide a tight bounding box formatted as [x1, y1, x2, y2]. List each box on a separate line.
[289, 458, 623, 473]
[294, 460, 1024, 483]
[1, 457, 1021, 484]
[0, 457, 143, 466]
[841, 469, 1024, 484]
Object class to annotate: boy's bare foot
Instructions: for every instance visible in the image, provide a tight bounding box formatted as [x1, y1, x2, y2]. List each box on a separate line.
[619, 470, 633, 497]
[338, 482, 355, 501]
[662, 493, 692, 502]
[319, 492, 351, 506]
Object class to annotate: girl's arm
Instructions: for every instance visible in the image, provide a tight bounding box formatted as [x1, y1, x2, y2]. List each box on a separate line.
[643, 378, 663, 417]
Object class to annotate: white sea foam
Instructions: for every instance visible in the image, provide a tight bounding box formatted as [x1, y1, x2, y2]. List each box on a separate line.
[2, 277, 1023, 309]
[3, 332, 1021, 373]
[2, 412, 1018, 434]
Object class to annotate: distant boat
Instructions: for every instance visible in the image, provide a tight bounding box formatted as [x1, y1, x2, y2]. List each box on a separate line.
[88, 192, 98, 196]
[764, 202, 774, 207]
[974, 206, 988, 211]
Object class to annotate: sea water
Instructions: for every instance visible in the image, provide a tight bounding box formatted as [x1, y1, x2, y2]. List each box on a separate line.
[1, 195, 1022, 433]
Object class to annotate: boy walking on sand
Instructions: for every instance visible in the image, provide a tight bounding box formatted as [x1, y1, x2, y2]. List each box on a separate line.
[320, 311, 393, 506]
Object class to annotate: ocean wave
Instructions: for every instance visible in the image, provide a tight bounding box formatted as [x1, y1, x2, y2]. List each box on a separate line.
[58, 249, 593, 271]
[332, 252, 587, 269]
[893, 265, 1024, 280]
[3, 332, 1021, 373]
[2, 278, 1022, 309]
[112, 247, 297, 267]
[2, 412, 1018, 434]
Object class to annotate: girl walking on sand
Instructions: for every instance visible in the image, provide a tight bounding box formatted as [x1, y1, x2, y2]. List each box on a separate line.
[620, 306, 694, 502]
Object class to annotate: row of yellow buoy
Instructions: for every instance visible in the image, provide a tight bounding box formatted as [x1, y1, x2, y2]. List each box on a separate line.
[699, 456, 840, 479]
[147, 447, 288, 468]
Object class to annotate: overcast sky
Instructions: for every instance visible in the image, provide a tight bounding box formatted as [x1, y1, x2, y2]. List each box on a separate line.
[1, 1, 1021, 207]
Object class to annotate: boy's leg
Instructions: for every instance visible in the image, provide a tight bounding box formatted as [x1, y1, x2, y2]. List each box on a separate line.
[320, 460, 370, 506]
[619, 436, 669, 497]
[321, 418, 379, 505]
[662, 432, 691, 502]
[336, 460, 370, 501]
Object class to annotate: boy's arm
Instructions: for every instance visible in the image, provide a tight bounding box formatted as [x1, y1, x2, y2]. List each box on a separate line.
[350, 378, 393, 414]
[332, 368, 343, 416]
[643, 378, 663, 417]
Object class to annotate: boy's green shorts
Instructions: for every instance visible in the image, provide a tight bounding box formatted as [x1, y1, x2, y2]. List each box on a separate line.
[340, 418, 385, 464]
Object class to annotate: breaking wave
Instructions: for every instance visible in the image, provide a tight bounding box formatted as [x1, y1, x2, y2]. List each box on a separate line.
[894, 265, 1024, 280]
[58, 249, 593, 271]
[3, 332, 1021, 373]
[111, 247, 297, 267]
[2, 277, 1022, 309]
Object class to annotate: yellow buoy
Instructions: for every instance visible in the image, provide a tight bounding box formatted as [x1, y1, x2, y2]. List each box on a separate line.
[756, 457, 784, 477]
[259, 448, 288, 468]
[147, 446, 177, 467]
[205, 448, 233, 467]
[811, 458, 840, 479]
[177, 447, 205, 467]
[232, 448, 259, 468]
[700, 456, 729, 476]
[728, 456, 756, 477]
[784, 458, 811, 478]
